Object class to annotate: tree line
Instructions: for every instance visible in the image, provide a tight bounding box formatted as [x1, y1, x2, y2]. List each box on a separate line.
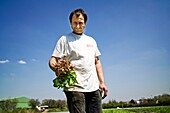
[102, 93, 170, 109]
[0, 93, 170, 112]
[0, 98, 67, 112]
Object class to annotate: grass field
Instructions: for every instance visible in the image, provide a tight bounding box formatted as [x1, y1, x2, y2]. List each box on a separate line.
[103, 109, 134, 113]
[0, 106, 170, 113]
[102, 106, 170, 113]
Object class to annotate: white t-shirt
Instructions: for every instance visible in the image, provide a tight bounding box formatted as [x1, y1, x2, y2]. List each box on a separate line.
[52, 33, 101, 92]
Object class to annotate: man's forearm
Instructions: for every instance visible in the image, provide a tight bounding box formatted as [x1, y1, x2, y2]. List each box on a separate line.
[95, 57, 108, 98]
[95, 58, 105, 84]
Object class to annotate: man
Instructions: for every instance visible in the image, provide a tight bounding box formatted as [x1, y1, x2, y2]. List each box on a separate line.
[49, 8, 108, 113]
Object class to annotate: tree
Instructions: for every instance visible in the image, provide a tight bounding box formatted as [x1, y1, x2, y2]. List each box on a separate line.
[42, 99, 56, 108]
[56, 99, 67, 109]
[129, 99, 136, 104]
[29, 99, 40, 109]
[41, 99, 67, 109]
[0, 99, 17, 111]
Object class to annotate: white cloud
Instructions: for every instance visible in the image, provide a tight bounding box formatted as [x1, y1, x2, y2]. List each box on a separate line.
[18, 60, 27, 64]
[31, 59, 37, 62]
[0, 60, 9, 64]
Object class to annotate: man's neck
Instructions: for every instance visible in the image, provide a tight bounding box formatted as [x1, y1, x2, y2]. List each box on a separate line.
[72, 31, 83, 35]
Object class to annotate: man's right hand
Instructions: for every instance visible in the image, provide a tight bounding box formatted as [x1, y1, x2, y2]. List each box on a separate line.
[49, 57, 58, 72]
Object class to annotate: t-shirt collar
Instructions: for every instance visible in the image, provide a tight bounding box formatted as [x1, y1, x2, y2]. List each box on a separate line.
[72, 32, 84, 38]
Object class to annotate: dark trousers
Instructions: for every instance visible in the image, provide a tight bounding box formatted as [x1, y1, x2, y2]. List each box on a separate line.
[64, 89, 102, 113]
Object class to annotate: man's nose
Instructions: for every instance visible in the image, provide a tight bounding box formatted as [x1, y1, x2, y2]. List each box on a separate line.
[76, 24, 80, 28]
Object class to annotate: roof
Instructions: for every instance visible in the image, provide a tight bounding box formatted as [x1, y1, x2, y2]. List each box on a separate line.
[15, 97, 30, 103]
[0, 96, 31, 108]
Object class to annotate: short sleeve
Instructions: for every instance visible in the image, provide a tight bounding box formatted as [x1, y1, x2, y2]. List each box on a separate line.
[94, 41, 101, 57]
[52, 36, 67, 58]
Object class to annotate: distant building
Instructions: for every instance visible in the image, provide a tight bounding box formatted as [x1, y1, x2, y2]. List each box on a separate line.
[36, 105, 48, 112]
[136, 100, 140, 104]
[15, 97, 31, 108]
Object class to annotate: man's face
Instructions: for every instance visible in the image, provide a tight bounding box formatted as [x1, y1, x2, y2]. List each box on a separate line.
[71, 13, 86, 34]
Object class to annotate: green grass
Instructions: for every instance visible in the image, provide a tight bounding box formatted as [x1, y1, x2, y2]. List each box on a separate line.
[102, 106, 170, 113]
[0, 109, 41, 113]
[103, 109, 135, 113]
[125, 106, 170, 113]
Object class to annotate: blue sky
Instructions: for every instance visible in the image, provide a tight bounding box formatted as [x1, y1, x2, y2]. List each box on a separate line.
[0, 0, 170, 102]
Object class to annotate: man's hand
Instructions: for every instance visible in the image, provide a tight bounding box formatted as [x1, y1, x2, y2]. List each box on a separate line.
[100, 82, 108, 99]
[49, 57, 58, 72]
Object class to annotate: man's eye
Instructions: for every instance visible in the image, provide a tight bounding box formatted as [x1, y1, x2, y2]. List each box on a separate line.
[73, 22, 83, 26]
[79, 22, 83, 25]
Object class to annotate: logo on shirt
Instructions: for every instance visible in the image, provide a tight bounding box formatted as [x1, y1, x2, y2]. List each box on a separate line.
[86, 44, 93, 47]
